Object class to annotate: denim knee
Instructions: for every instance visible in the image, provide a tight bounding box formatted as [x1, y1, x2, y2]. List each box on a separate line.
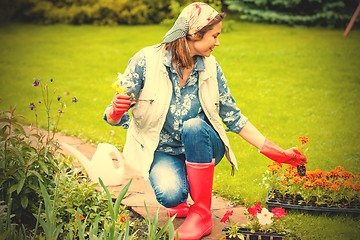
[182, 118, 206, 136]
[152, 181, 188, 208]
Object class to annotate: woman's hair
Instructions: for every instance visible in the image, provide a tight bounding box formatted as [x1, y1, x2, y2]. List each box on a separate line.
[164, 12, 225, 69]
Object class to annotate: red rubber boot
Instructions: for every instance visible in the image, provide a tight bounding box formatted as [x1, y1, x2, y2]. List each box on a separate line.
[175, 159, 215, 240]
[166, 202, 190, 217]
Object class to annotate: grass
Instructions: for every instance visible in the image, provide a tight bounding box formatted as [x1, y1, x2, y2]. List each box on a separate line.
[0, 21, 359, 239]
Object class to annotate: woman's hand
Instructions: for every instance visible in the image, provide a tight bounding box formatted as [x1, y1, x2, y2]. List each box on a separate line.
[108, 94, 131, 121]
[260, 139, 307, 166]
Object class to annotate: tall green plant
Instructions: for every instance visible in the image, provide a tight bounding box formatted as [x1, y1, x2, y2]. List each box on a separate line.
[36, 180, 62, 240]
[0, 106, 57, 222]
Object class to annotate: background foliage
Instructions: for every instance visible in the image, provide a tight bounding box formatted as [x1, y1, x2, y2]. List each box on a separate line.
[0, 0, 223, 25]
[225, 0, 360, 28]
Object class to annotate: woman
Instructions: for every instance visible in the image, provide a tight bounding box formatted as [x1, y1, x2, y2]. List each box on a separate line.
[104, 2, 306, 239]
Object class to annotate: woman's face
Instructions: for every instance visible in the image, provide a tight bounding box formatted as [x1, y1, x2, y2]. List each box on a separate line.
[188, 21, 222, 58]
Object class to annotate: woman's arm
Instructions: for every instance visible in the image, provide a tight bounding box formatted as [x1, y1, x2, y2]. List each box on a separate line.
[239, 121, 307, 166]
[238, 121, 265, 149]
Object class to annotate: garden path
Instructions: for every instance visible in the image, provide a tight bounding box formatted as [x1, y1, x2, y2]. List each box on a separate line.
[57, 133, 247, 239]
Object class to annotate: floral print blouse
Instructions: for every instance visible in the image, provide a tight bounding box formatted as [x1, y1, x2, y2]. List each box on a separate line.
[104, 48, 248, 156]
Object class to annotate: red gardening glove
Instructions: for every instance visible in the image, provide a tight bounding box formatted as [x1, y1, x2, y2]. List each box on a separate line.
[109, 94, 131, 121]
[260, 139, 307, 166]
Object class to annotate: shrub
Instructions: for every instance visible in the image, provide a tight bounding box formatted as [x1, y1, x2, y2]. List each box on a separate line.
[225, 0, 360, 28]
[0, 106, 60, 224]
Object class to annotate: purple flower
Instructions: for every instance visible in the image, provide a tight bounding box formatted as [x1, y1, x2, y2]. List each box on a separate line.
[50, 78, 53, 82]
[72, 97, 78, 103]
[29, 103, 36, 110]
[32, 79, 40, 87]
[64, 91, 69, 95]
[57, 96, 61, 101]
[58, 109, 64, 113]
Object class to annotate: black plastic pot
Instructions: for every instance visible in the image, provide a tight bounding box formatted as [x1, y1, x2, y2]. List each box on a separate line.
[265, 189, 360, 214]
[223, 227, 285, 240]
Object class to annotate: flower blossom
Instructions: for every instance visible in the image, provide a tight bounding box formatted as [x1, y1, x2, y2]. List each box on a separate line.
[298, 136, 309, 144]
[247, 203, 262, 217]
[75, 214, 84, 220]
[335, 166, 344, 172]
[271, 207, 287, 220]
[72, 97, 78, 103]
[329, 183, 340, 191]
[29, 103, 36, 110]
[340, 171, 355, 179]
[220, 210, 233, 223]
[32, 79, 40, 87]
[257, 208, 273, 225]
[292, 176, 302, 184]
[303, 181, 313, 189]
[119, 213, 129, 223]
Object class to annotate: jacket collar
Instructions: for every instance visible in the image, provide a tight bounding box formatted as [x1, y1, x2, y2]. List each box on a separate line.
[163, 49, 206, 72]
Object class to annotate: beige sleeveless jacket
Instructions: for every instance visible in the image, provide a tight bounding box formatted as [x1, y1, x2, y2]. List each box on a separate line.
[123, 45, 238, 180]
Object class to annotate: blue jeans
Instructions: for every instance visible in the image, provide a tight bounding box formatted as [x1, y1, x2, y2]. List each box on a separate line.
[149, 118, 225, 208]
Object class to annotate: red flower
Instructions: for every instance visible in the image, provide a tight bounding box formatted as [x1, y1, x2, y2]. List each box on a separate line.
[298, 136, 309, 144]
[254, 203, 262, 212]
[75, 214, 84, 221]
[220, 210, 233, 223]
[271, 207, 287, 220]
[120, 213, 129, 223]
[247, 203, 262, 217]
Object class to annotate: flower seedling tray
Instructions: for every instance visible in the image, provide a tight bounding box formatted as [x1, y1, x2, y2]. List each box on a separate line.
[223, 227, 285, 240]
[265, 190, 360, 214]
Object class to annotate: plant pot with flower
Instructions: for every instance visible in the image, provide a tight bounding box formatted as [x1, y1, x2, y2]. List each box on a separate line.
[263, 138, 360, 214]
[221, 203, 287, 240]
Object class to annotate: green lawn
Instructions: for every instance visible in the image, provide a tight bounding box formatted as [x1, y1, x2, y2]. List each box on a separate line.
[0, 22, 359, 239]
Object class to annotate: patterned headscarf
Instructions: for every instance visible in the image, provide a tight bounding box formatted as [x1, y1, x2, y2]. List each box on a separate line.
[162, 2, 219, 43]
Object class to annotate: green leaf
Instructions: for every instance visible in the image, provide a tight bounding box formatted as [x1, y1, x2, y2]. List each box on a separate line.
[21, 195, 28, 209]
[17, 177, 25, 194]
[38, 160, 49, 174]
[113, 178, 132, 220]
[8, 184, 17, 194]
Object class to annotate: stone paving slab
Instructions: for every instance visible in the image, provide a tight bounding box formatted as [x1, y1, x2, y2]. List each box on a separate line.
[56, 132, 247, 239]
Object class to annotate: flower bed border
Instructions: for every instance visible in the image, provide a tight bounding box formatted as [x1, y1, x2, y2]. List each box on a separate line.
[265, 190, 360, 214]
[223, 227, 286, 240]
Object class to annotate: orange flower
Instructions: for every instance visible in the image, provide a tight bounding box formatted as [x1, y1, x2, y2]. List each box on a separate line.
[329, 183, 340, 191]
[119, 213, 129, 223]
[321, 171, 329, 178]
[357, 172, 360, 180]
[305, 171, 315, 180]
[353, 181, 360, 192]
[280, 180, 287, 185]
[334, 180, 342, 186]
[313, 169, 323, 178]
[329, 170, 339, 179]
[320, 177, 327, 183]
[267, 162, 282, 173]
[303, 181, 313, 189]
[298, 136, 309, 144]
[292, 176, 302, 184]
[313, 179, 323, 187]
[285, 165, 297, 173]
[343, 179, 354, 189]
[283, 172, 291, 178]
[75, 214, 84, 221]
[335, 166, 344, 172]
[324, 180, 333, 188]
[340, 171, 355, 179]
